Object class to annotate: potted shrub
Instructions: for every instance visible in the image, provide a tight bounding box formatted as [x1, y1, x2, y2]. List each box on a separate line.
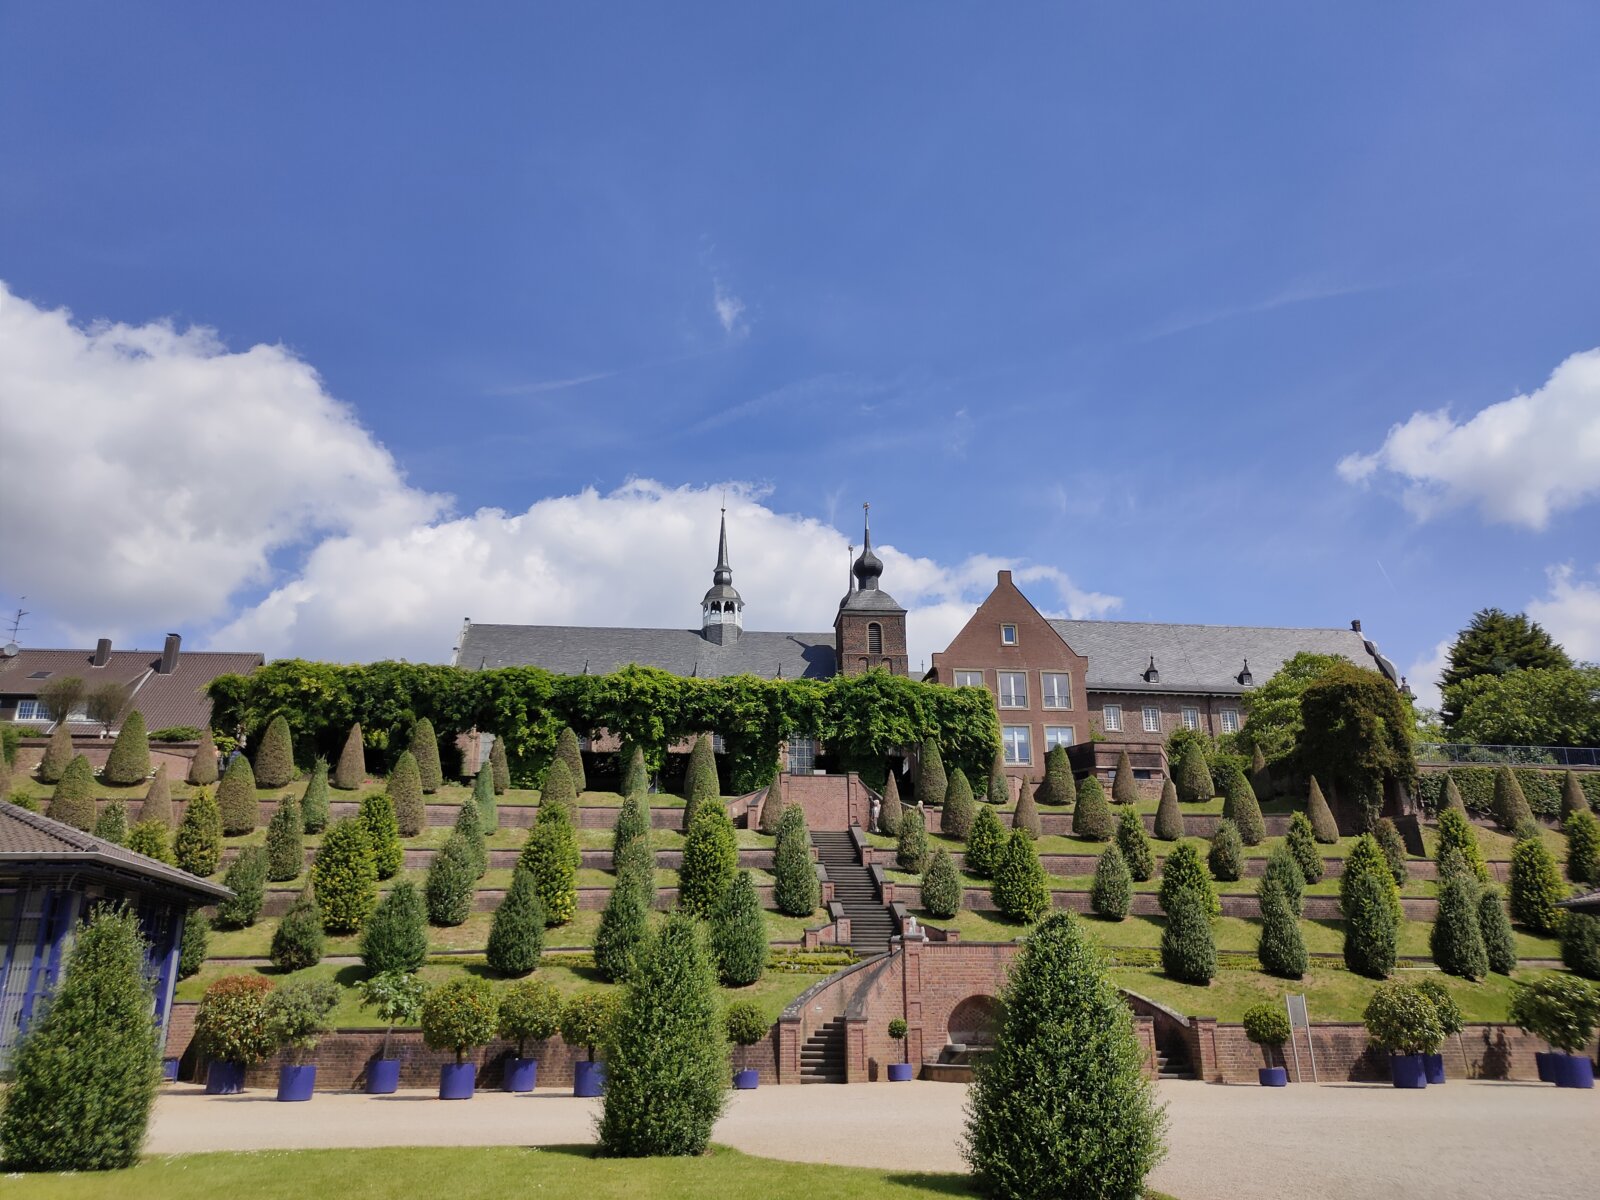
[886, 1017, 914, 1082]
[265, 979, 340, 1101]
[421, 977, 499, 1099]
[1242, 1003, 1291, 1087]
[1413, 978, 1462, 1085]
[725, 1001, 768, 1090]
[195, 975, 276, 1094]
[561, 991, 617, 1097]
[1510, 975, 1600, 1089]
[357, 970, 427, 1094]
[497, 978, 563, 1093]
[1363, 983, 1444, 1089]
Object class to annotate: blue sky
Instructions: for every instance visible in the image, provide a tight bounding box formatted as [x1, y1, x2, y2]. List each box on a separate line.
[3, 4, 1599, 704]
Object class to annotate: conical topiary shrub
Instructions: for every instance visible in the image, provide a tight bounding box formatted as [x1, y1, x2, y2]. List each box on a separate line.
[264, 793, 304, 882]
[876, 774, 902, 836]
[1373, 818, 1409, 885]
[487, 867, 547, 976]
[1431, 872, 1488, 980]
[896, 805, 929, 873]
[1207, 819, 1243, 882]
[1341, 842, 1399, 979]
[387, 750, 425, 837]
[1306, 776, 1339, 843]
[300, 758, 330, 833]
[453, 798, 487, 878]
[1493, 766, 1533, 832]
[1013, 778, 1041, 838]
[1039, 744, 1075, 807]
[140, 765, 173, 828]
[554, 727, 587, 794]
[710, 870, 767, 987]
[941, 768, 976, 839]
[1152, 779, 1183, 841]
[918, 739, 947, 810]
[1479, 887, 1517, 974]
[987, 749, 1009, 806]
[759, 775, 786, 836]
[1158, 841, 1218, 919]
[1116, 808, 1154, 881]
[216, 756, 259, 836]
[921, 847, 961, 919]
[1257, 876, 1307, 980]
[1442, 774, 1467, 815]
[679, 802, 738, 918]
[1112, 750, 1138, 805]
[102, 710, 150, 786]
[992, 828, 1050, 924]
[1561, 771, 1589, 820]
[539, 758, 578, 825]
[359, 880, 428, 974]
[621, 743, 648, 797]
[1263, 844, 1305, 917]
[409, 718, 444, 794]
[1090, 844, 1131, 921]
[1221, 767, 1266, 846]
[595, 838, 652, 982]
[1173, 740, 1212, 804]
[614, 789, 649, 857]
[1161, 888, 1215, 984]
[126, 820, 171, 864]
[1508, 833, 1565, 935]
[271, 883, 325, 973]
[773, 806, 818, 917]
[489, 736, 509, 794]
[682, 735, 718, 826]
[48, 754, 97, 831]
[37, 723, 74, 785]
[1286, 812, 1323, 883]
[473, 764, 497, 831]
[425, 832, 476, 927]
[214, 847, 268, 929]
[173, 788, 222, 877]
[334, 723, 367, 790]
[93, 799, 128, 845]
[966, 804, 1007, 878]
[187, 727, 219, 786]
[252, 715, 294, 790]
[518, 809, 577, 926]
[1071, 775, 1113, 841]
[1565, 808, 1600, 886]
[357, 792, 403, 880]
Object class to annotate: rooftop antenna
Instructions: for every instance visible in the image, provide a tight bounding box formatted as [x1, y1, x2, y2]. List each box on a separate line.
[3, 601, 27, 656]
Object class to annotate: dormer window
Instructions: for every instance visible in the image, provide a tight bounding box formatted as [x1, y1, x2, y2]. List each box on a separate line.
[1000, 624, 1017, 646]
[1237, 659, 1253, 687]
[1143, 656, 1159, 685]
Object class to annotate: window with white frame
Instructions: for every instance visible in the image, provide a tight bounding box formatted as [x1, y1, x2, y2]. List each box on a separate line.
[1044, 725, 1075, 751]
[1220, 709, 1240, 734]
[787, 736, 817, 773]
[997, 671, 1027, 708]
[1181, 707, 1199, 730]
[953, 670, 984, 689]
[711, 733, 726, 754]
[15, 699, 49, 721]
[1002, 725, 1032, 765]
[1000, 624, 1017, 645]
[1040, 672, 1072, 709]
[1102, 704, 1123, 733]
[1142, 705, 1160, 733]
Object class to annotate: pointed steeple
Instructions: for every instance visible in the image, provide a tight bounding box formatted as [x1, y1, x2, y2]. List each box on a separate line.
[713, 507, 733, 587]
[701, 506, 743, 645]
[852, 503, 884, 591]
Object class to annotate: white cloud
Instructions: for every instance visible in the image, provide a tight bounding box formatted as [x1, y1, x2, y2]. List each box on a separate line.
[713, 279, 747, 337]
[1402, 638, 1453, 714]
[1528, 563, 1600, 664]
[1337, 347, 1600, 529]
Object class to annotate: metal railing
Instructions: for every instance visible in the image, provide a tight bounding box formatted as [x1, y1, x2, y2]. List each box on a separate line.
[1417, 743, 1600, 768]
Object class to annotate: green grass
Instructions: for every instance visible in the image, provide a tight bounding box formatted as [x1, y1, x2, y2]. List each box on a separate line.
[0, 1146, 1027, 1200]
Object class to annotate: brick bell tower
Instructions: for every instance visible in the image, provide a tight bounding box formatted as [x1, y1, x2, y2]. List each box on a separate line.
[834, 504, 908, 676]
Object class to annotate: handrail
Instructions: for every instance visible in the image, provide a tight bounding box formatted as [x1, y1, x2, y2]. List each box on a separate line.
[1417, 743, 1600, 768]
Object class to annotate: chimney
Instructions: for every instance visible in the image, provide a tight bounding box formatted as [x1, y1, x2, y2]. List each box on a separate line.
[997, 569, 1013, 586]
[159, 633, 181, 675]
[92, 638, 112, 667]
[1350, 619, 1362, 633]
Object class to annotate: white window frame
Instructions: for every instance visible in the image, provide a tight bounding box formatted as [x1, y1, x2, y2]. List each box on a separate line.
[1044, 725, 1075, 751]
[953, 669, 985, 689]
[1000, 623, 1018, 646]
[1040, 671, 1072, 710]
[1002, 725, 1032, 766]
[997, 671, 1028, 709]
[1181, 707, 1199, 731]
[15, 699, 49, 722]
[1220, 709, 1240, 735]
[787, 736, 817, 773]
[1102, 704, 1123, 733]
[1142, 705, 1161, 734]
[710, 733, 726, 754]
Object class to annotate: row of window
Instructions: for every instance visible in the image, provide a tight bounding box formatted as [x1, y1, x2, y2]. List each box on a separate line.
[1000, 724, 1076, 766]
[13, 700, 51, 721]
[953, 669, 1073, 710]
[1101, 703, 1238, 735]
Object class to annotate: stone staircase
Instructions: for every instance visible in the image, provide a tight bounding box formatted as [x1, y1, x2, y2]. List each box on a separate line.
[810, 830, 896, 955]
[799, 1016, 847, 1083]
[1155, 1045, 1194, 1080]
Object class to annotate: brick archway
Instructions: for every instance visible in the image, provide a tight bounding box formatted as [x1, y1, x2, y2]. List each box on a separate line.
[946, 994, 1002, 1047]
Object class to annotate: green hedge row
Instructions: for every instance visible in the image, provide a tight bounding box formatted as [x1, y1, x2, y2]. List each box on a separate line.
[1414, 768, 1600, 818]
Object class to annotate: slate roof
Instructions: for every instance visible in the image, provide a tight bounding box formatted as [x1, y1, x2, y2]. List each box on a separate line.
[1047, 619, 1398, 696]
[0, 804, 231, 902]
[0, 645, 263, 733]
[454, 622, 838, 680]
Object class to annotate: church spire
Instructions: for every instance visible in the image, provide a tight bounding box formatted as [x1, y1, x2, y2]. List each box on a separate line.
[713, 507, 733, 587]
[852, 502, 884, 591]
[701, 506, 743, 645]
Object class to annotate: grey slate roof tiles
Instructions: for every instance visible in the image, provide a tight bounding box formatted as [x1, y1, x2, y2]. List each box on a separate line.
[455, 622, 838, 680]
[0, 803, 231, 901]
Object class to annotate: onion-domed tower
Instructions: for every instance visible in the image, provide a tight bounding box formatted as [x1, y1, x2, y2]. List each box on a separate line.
[701, 508, 744, 646]
[834, 505, 907, 675]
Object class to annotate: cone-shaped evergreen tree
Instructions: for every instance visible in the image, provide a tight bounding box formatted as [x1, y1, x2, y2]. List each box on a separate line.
[918, 739, 948, 810]
[1561, 771, 1589, 820]
[614, 789, 649, 857]
[486, 867, 547, 976]
[1562, 912, 1600, 980]
[1174, 740, 1213, 804]
[896, 804, 929, 873]
[966, 804, 1006, 879]
[517, 808, 577, 926]
[214, 847, 268, 929]
[489, 735, 510, 794]
[1341, 834, 1402, 925]
[876, 773, 902, 836]
[1207, 819, 1243, 882]
[621, 743, 648, 797]
[1442, 774, 1467, 815]
[216, 755, 259, 836]
[187, 727, 219, 786]
[93, 798, 128, 845]
[1013, 778, 1041, 838]
[678, 801, 737, 917]
[1263, 843, 1305, 918]
[125, 820, 171, 865]
[773, 806, 818, 917]
[1256, 876, 1306, 979]
[993, 829, 1050, 924]
[1161, 888, 1216, 984]
[921, 846, 961, 919]
[1112, 750, 1138, 805]
[102, 709, 150, 786]
[682, 734, 718, 826]
[48, 754, 97, 831]
[1431, 873, 1488, 980]
[271, 882, 325, 972]
[1116, 808, 1154, 881]
[1508, 833, 1566, 935]
[1435, 807, 1488, 883]
[313, 817, 378, 934]
[300, 758, 330, 833]
[386, 750, 425, 837]
[1478, 886, 1517, 974]
[0, 907, 160, 1171]
[178, 908, 208, 979]
[987, 748, 1009, 806]
[1158, 840, 1219, 919]
[408, 718, 444, 794]
[964, 912, 1164, 1199]
[1090, 844, 1131, 920]
[1221, 767, 1266, 846]
[597, 913, 729, 1158]
[334, 723, 367, 790]
[1374, 818, 1409, 885]
[265, 793, 303, 882]
[1037, 744, 1075, 807]
[472, 764, 497, 831]
[1306, 776, 1339, 843]
[173, 787, 222, 877]
[1564, 808, 1600, 885]
[360, 880, 428, 974]
[554, 726, 587, 794]
[1493, 766, 1533, 831]
[1153, 779, 1183, 841]
[252, 715, 294, 790]
[37, 722, 75, 785]
[942, 767, 976, 838]
[1250, 744, 1273, 801]
[1286, 812, 1323, 883]
[452, 797, 487, 878]
[710, 869, 767, 987]
[595, 837, 653, 982]
[140, 765, 173, 828]
[759, 774, 786, 835]
[424, 831, 476, 927]
[1341, 860, 1398, 979]
[357, 791, 403, 879]
[539, 757, 578, 825]
[1071, 775, 1113, 840]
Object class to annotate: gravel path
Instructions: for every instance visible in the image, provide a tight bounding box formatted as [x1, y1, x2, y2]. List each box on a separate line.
[149, 1079, 1600, 1199]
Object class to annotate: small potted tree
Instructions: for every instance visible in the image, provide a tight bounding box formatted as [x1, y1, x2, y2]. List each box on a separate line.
[497, 978, 563, 1093]
[358, 971, 427, 1094]
[1363, 982, 1444, 1089]
[265, 979, 340, 1101]
[421, 977, 499, 1099]
[725, 1001, 767, 1089]
[195, 975, 276, 1094]
[561, 991, 617, 1097]
[1511, 975, 1600, 1089]
[1242, 1003, 1291, 1086]
[886, 1018, 914, 1081]
[1413, 978, 1461, 1084]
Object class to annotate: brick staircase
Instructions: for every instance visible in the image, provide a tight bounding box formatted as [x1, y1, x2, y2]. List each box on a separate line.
[1155, 1043, 1194, 1080]
[799, 1016, 847, 1083]
[810, 830, 896, 955]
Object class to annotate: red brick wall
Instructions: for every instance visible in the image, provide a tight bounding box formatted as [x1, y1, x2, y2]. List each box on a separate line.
[835, 607, 909, 677]
[1086, 692, 1243, 747]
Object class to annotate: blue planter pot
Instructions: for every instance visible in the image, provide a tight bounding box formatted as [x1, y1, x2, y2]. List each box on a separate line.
[1258, 1066, 1288, 1087]
[1388, 1054, 1428, 1089]
[439, 1062, 476, 1100]
[1551, 1053, 1596, 1089]
[887, 1063, 915, 1082]
[733, 1069, 760, 1090]
[366, 1058, 401, 1094]
[504, 1058, 538, 1093]
[277, 1064, 317, 1102]
[574, 1061, 606, 1097]
[1536, 1051, 1554, 1083]
[205, 1061, 247, 1095]
[1424, 1054, 1446, 1085]
[162, 1057, 180, 1082]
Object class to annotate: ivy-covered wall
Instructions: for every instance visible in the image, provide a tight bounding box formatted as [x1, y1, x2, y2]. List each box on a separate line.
[207, 661, 1001, 794]
[1413, 765, 1600, 818]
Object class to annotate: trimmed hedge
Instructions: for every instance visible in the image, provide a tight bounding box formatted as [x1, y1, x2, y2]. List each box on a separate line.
[361, 881, 428, 974]
[918, 739, 948, 810]
[1508, 834, 1566, 935]
[941, 768, 976, 838]
[678, 802, 737, 918]
[1116, 808, 1154, 882]
[987, 749, 1008, 806]
[252, 715, 294, 790]
[1152, 780, 1183, 842]
[140, 766, 173, 829]
[621, 743, 648, 798]
[966, 804, 1006, 879]
[1158, 841, 1218, 919]
[1173, 740, 1213, 804]
[424, 832, 477, 926]
[518, 809, 578, 926]
[1285, 812, 1322, 883]
[1374, 818, 1408, 886]
[1560, 912, 1600, 981]
[1435, 808, 1489, 884]
[334, 723, 367, 790]
[681, 734, 717, 825]
[312, 817, 378, 934]
[387, 751, 425, 837]
[1479, 887, 1518, 974]
[875, 773, 900, 836]
[1257, 876, 1307, 979]
[409, 717, 444, 794]
[1161, 888, 1216, 984]
[271, 883, 325, 972]
[773, 805, 818, 917]
[710, 869, 767, 987]
[487, 868, 547, 976]
[594, 839, 651, 982]
[489, 736, 510, 794]
[37, 723, 74, 785]
[102, 709, 151, 786]
[1038, 744, 1075, 807]
[540, 758, 578, 825]
[47, 755, 97, 831]
[1090, 844, 1131, 921]
[300, 758, 330, 833]
[1071, 775, 1113, 841]
[1013, 778, 1041, 838]
[214, 847, 268, 930]
[921, 847, 961, 919]
[993, 830, 1049, 924]
[1564, 808, 1600, 885]
[1220, 766, 1265, 846]
[216, 756, 259, 836]
[173, 788, 222, 877]
[1306, 776, 1339, 843]
[1263, 844, 1305, 917]
[1111, 750, 1138, 805]
[1207, 819, 1243, 882]
[554, 726, 587, 795]
[897, 805, 929, 873]
[265, 794, 303, 882]
[453, 798, 487, 879]
[1412, 764, 1600, 819]
[1431, 873, 1488, 981]
[357, 792, 403, 880]
[187, 728, 219, 786]
[1341, 856, 1399, 979]
[473, 764, 497, 831]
